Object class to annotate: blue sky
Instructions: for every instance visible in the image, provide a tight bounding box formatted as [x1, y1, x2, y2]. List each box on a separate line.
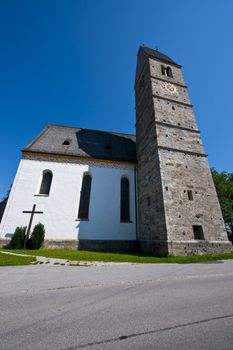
[0, 0, 233, 199]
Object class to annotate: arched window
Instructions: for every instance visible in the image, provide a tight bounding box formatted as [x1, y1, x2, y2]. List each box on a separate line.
[166, 66, 173, 77]
[121, 177, 130, 222]
[78, 174, 92, 220]
[39, 170, 53, 195]
[161, 65, 166, 75]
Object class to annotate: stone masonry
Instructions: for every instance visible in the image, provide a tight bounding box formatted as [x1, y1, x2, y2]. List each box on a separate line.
[135, 46, 232, 256]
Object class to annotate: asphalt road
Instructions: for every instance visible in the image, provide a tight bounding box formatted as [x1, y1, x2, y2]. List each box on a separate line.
[1, 261, 233, 350]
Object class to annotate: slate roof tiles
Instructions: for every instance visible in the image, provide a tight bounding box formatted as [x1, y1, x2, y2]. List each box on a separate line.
[23, 124, 137, 163]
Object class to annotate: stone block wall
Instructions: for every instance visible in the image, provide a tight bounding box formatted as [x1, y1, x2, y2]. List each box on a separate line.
[135, 47, 232, 256]
[135, 57, 167, 243]
[153, 98, 198, 131]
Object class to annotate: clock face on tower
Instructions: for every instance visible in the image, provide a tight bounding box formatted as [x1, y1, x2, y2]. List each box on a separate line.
[164, 82, 178, 96]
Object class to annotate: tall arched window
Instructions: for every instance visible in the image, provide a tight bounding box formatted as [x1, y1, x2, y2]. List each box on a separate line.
[78, 174, 92, 220]
[121, 177, 130, 222]
[39, 170, 53, 195]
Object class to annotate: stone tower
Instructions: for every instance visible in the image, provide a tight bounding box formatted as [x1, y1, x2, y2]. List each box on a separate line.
[135, 46, 232, 256]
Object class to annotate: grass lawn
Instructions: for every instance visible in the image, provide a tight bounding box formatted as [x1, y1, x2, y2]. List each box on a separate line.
[1, 249, 233, 264]
[0, 252, 36, 266]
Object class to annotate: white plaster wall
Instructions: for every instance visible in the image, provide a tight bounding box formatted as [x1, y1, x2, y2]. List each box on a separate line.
[0, 159, 136, 241]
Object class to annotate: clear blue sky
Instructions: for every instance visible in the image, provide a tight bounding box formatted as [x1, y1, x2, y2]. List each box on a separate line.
[0, 0, 233, 199]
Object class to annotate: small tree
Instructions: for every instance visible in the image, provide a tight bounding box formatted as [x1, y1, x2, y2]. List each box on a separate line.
[9, 226, 26, 249]
[27, 223, 45, 249]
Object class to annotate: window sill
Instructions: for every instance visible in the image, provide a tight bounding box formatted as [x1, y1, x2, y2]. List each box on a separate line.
[34, 194, 49, 197]
[75, 218, 89, 221]
[120, 220, 132, 223]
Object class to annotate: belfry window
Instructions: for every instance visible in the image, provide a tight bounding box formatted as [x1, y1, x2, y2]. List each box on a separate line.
[161, 65, 173, 78]
[78, 174, 92, 220]
[161, 65, 166, 75]
[166, 66, 173, 77]
[39, 170, 53, 195]
[121, 177, 130, 222]
[193, 225, 204, 240]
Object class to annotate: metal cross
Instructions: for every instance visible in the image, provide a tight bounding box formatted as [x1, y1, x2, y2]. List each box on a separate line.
[22, 204, 43, 249]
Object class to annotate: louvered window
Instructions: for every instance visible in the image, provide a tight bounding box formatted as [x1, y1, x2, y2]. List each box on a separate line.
[78, 174, 92, 220]
[39, 171, 53, 195]
[121, 177, 130, 222]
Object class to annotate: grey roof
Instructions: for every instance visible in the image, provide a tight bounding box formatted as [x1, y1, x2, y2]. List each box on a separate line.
[23, 124, 137, 163]
[139, 46, 181, 67]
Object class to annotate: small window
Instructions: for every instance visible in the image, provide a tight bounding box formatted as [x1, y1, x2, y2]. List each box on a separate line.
[78, 174, 92, 220]
[166, 66, 173, 77]
[187, 190, 193, 201]
[161, 65, 166, 75]
[63, 140, 70, 145]
[193, 225, 204, 240]
[39, 171, 53, 195]
[121, 177, 130, 222]
[105, 143, 112, 150]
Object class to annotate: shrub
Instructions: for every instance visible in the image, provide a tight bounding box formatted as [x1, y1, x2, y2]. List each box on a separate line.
[27, 223, 45, 249]
[9, 226, 26, 249]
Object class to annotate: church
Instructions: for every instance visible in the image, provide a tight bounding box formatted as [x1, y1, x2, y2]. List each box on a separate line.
[0, 46, 232, 256]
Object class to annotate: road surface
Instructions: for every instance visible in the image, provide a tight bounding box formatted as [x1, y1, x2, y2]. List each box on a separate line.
[0, 260, 233, 349]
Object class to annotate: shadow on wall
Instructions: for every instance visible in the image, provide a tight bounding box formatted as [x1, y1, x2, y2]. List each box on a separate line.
[75, 165, 113, 243]
[76, 220, 89, 241]
[0, 197, 8, 224]
[76, 129, 136, 163]
[74, 131, 137, 252]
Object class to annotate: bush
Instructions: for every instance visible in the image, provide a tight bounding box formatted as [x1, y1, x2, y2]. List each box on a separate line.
[27, 223, 45, 249]
[9, 226, 26, 249]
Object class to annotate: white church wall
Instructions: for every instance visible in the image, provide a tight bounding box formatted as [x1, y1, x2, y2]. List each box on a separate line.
[0, 158, 136, 242]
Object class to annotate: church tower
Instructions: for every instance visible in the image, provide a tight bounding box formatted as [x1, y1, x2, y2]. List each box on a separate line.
[135, 46, 232, 256]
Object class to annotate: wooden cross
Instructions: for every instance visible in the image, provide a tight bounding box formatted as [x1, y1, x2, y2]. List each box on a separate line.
[22, 204, 43, 249]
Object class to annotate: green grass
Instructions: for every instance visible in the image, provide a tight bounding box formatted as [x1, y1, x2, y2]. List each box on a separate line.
[0, 252, 36, 266]
[1, 249, 233, 264]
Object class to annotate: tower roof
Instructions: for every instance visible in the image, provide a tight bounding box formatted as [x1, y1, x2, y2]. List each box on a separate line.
[139, 46, 181, 68]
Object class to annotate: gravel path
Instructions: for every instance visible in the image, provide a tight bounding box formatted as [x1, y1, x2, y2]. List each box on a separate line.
[0, 250, 132, 267]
